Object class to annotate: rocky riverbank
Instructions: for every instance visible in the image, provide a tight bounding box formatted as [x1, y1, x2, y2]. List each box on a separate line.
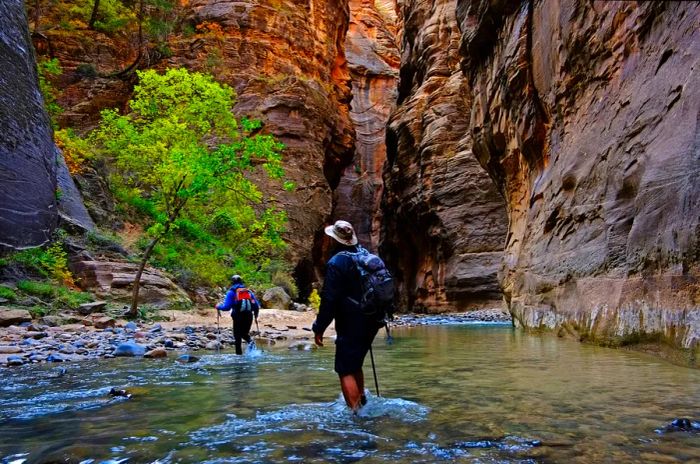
[0, 308, 325, 367]
[0, 307, 512, 367]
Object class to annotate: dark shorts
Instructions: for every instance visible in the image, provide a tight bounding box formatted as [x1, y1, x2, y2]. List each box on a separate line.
[334, 327, 380, 376]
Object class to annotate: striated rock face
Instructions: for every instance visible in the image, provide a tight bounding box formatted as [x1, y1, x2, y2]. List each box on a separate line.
[457, 0, 700, 361]
[334, 0, 400, 251]
[38, 0, 355, 288]
[0, 0, 57, 251]
[381, 0, 508, 312]
[71, 260, 191, 310]
[180, 0, 356, 296]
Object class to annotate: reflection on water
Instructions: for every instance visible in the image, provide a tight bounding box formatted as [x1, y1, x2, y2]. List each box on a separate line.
[1, 324, 699, 463]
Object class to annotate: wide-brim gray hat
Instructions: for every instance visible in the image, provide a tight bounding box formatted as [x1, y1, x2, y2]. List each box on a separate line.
[324, 220, 358, 246]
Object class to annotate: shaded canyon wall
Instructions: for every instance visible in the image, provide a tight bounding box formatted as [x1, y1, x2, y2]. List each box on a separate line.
[0, 0, 94, 252]
[381, 0, 509, 312]
[0, 0, 58, 251]
[456, 0, 700, 361]
[333, 0, 400, 252]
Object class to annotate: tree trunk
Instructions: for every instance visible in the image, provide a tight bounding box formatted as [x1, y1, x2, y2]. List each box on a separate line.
[88, 0, 101, 30]
[127, 235, 161, 318]
[33, 0, 41, 32]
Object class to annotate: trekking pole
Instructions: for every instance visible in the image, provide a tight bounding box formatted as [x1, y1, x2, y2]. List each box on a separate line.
[385, 320, 394, 345]
[368, 344, 380, 397]
[216, 310, 221, 353]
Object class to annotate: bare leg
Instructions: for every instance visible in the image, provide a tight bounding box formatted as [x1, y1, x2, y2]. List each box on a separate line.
[339, 369, 365, 412]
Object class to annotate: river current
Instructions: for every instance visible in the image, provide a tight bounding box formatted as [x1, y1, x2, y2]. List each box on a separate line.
[1, 322, 699, 463]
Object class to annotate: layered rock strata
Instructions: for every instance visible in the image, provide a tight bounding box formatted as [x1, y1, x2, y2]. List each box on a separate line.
[35, 0, 356, 285]
[381, 0, 508, 312]
[0, 1, 58, 250]
[333, 0, 400, 251]
[457, 0, 700, 362]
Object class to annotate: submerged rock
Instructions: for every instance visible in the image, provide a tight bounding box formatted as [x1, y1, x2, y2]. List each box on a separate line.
[176, 354, 199, 364]
[109, 388, 132, 399]
[656, 418, 700, 434]
[144, 347, 167, 359]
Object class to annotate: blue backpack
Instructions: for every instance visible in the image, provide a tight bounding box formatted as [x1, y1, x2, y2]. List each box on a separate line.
[341, 247, 394, 321]
[235, 287, 256, 313]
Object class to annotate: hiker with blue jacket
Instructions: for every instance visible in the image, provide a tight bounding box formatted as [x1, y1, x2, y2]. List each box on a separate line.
[217, 275, 260, 355]
[313, 220, 392, 412]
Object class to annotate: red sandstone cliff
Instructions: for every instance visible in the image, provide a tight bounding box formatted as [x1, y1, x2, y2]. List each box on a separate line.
[31, 0, 356, 281]
[334, 0, 400, 251]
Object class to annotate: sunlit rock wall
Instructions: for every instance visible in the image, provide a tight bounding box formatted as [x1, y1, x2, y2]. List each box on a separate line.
[458, 0, 700, 361]
[0, 0, 58, 251]
[173, 0, 356, 277]
[34, 0, 356, 285]
[381, 0, 508, 312]
[334, 0, 400, 251]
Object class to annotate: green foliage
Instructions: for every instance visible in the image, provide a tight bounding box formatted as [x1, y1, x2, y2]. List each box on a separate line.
[10, 242, 75, 285]
[56, 128, 94, 174]
[309, 288, 321, 312]
[37, 57, 63, 128]
[17, 280, 92, 309]
[67, 0, 135, 32]
[17, 280, 55, 298]
[91, 68, 288, 290]
[28, 305, 50, 319]
[0, 286, 17, 301]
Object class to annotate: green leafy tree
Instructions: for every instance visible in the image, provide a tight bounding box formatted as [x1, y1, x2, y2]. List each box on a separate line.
[37, 57, 62, 128]
[92, 68, 286, 317]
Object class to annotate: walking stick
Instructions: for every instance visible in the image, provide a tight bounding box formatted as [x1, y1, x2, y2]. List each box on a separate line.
[385, 320, 394, 345]
[216, 310, 221, 353]
[368, 344, 380, 397]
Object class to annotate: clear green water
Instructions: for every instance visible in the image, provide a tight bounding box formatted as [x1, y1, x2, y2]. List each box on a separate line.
[1, 323, 699, 463]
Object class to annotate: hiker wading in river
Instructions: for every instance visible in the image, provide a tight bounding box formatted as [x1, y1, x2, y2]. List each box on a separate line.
[216, 275, 260, 355]
[312, 220, 388, 412]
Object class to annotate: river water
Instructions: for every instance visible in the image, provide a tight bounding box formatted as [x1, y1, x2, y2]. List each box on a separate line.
[1, 322, 699, 463]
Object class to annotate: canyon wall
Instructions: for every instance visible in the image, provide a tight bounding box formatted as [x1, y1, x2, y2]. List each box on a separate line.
[333, 0, 399, 252]
[0, 0, 58, 251]
[452, 0, 700, 361]
[381, 0, 508, 312]
[34, 0, 356, 283]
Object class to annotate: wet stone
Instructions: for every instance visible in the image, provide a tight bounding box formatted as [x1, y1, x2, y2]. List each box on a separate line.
[205, 341, 221, 350]
[176, 354, 199, 363]
[7, 355, 24, 366]
[144, 347, 167, 359]
[46, 353, 65, 363]
[113, 342, 147, 357]
[0, 345, 22, 354]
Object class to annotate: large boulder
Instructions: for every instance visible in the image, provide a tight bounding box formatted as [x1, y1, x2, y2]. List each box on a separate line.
[0, 307, 32, 327]
[262, 287, 292, 310]
[70, 260, 191, 310]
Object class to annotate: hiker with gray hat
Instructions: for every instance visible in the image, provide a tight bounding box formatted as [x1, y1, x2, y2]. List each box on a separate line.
[312, 220, 392, 412]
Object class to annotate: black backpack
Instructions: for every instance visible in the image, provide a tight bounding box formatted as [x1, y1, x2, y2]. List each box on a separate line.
[341, 247, 394, 321]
